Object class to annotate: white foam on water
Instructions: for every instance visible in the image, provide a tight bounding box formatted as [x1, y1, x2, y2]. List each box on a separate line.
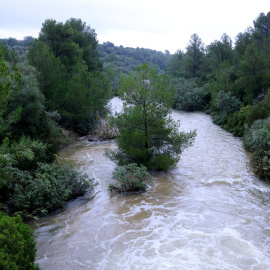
[33, 98, 270, 270]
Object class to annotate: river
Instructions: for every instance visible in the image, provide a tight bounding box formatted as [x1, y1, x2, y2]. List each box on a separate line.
[33, 97, 270, 269]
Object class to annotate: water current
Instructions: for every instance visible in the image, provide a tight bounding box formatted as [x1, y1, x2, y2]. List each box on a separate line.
[32, 97, 270, 269]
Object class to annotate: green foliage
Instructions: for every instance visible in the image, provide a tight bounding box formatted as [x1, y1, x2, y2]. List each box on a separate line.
[244, 117, 270, 180]
[0, 136, 46, 170]
[67, 18, 101, 72]
[225, 90, 270, 136]
[244, 117, 270, 152]
[28, 18, 110, 134]
[99, 42, 171, 75]
[207, 34, 233, 71]
[0, 37, 34, 57]
[0, 213, 39, 270]
[109, 163, 152, 192]
[61, 69, 110, 134]
[172, 78, 210, 111]
[226, 106, 249, 136]
[0, 45, 22, 141]
[7, 62, 62, 155]
[183, 34, 205, 78]
[235, 43, 269, 104]
[6, 163, 91, 216]
[212, 91, 241, 125]
[166, 50, 185, 77]
[106, 64, 196, 171]
[27, 40, 67, 107]
[0, 137, 47, 190]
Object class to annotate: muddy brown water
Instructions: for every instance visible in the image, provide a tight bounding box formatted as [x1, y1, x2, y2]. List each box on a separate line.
[32, 97, 270, 269]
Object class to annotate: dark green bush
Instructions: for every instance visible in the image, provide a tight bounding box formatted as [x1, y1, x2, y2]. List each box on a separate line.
[172, 78, 210, 111]
[244, 117, 270, 180]
[152, 154, 177, 171]
[226, 110, 244, 136]
[226, 106, 251, 136]
[0, 213, 39, 270]
[109, 163, 152, 192]
[213, 90, 241, 125]
[6, 163, 92, 215]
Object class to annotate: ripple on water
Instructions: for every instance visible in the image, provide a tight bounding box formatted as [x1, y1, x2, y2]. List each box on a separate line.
[33, 98, 270, 270]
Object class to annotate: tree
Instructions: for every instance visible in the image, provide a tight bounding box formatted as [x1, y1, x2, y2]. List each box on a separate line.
[106, 64, 196, 171]
[253, 12, 270, 43]
[67, 18, 101, 72]
[0, 45, 22, 141]
[28, 18, 110, 134]
[166, 50, 185, 77]
[236, 43, 269, 103]
[206, 33, 233, 74]
[27, 40, 67, 109]
[61, 67, 110, 133]
[184, 34, 204, 78]
[234, 30, 254, 59]
[0, 213, 39, 270]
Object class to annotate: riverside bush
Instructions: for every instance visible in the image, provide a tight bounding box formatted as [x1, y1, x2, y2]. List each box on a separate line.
[213, 90, 241, 125]
[172, 78, 210, 111]
[244, 117, 270, 179]
[109, 163, 152, 192]
[226, 106, 252, 136]
[225, 90, 270, 136]
[0, 213, 39, 270]
[6, 163, 92, 215]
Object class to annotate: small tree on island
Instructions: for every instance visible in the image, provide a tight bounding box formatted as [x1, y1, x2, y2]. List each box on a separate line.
[106, 64, 196, 171]
[109, 163, 152, 192]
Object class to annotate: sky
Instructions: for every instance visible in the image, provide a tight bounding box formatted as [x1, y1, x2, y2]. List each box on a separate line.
[1, 0, 269, 54]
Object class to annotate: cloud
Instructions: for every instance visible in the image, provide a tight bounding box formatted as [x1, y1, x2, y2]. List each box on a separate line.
[1, 0, 270, 53]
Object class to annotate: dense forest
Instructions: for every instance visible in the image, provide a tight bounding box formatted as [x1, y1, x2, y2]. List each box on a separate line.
[1, 11, 270, 269]
[166, 12, 270, 180]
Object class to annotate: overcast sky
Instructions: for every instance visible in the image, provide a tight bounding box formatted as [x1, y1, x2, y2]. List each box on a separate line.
[1, 0, 269, 53]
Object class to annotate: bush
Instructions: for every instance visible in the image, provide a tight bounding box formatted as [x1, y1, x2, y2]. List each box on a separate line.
[0, 213, 39, 270]
[172, 78, 210, 111]
[244, 117, 270, 180]
[244, 118, 270, 152]
[109, 163, 152, 192]
[6, 163, 92, 215]
[225, 106, 252, 136]
[213, 90, 241, 125]
[152, 154, 176, 171]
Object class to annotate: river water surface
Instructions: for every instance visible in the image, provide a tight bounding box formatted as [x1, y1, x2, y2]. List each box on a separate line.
[33, 97, 270, 269]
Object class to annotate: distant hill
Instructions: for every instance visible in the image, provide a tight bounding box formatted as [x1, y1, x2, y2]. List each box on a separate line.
[0, 38, 172, 75]
[0, 37, 34, 55]
[99, 41, 171, 74]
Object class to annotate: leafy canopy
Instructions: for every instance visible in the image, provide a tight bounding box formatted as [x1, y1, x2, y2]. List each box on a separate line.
[106, 64, 196, 171]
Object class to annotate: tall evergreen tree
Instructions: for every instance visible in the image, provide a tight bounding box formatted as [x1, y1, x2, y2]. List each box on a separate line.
[28, 18, 110, 134]
[184, 34, 204, 78]
[106, 64, 196, 171]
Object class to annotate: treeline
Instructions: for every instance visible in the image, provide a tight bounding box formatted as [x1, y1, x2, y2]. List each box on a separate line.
[1, 37, 171, 97]
[0, 18, 111, 269]
[99, 42, 171, 95]
[99, 41, 171, 73]
[168, 12, 270, 180]
[0, 36, 34, 55]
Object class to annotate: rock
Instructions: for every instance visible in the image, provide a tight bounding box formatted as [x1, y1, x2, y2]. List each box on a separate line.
[88, 135, 100, 142]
